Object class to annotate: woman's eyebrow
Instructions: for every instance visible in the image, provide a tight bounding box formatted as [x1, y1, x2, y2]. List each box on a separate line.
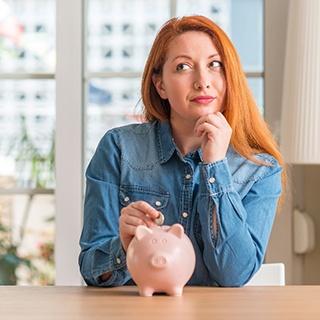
[171, 53, 220, 63]
[171, 55, 192, 63]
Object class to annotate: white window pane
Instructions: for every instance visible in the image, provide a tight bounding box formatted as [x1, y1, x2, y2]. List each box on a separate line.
[176, 0, 264, 73]
[86, 77, 142, 164]
[0, 79, 55, 189]
[247, 78, 264, 116]
[87, 0, 171, 72]
[230, 0, 264, 72]
[0, 0, 56, 72]
[176, 0, 232, 32]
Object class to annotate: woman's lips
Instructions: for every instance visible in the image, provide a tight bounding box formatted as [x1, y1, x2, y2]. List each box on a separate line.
[191, 95, 216, 104]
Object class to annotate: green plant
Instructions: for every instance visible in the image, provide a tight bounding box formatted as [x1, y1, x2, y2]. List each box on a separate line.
[1, 113, 55, 284]
[0, 217, 55, 285]
[8, 114, 55, 188]
[0, 222, 32, 285]
[34, 240, 55, 285]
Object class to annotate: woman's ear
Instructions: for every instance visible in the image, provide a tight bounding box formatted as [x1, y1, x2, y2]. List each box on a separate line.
[152, 74, 168, 99]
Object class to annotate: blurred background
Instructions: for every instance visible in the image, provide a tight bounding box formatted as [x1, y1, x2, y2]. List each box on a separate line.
[0, 0, 268, 285]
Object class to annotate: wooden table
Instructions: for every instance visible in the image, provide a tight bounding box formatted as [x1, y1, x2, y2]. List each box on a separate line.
[1, 285, 319, 320]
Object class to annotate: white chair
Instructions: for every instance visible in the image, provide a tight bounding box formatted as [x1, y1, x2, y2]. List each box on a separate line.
[246, 263, 285, 286]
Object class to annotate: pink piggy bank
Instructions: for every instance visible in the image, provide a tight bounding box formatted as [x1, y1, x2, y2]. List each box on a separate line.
[126, 223, 196, 297]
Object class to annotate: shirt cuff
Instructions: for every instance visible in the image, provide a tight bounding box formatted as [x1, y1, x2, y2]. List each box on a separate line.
[97, 237, 128, 286]
[200, 158, 234, 195]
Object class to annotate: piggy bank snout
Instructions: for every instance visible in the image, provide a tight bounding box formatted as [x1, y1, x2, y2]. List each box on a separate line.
[150, 255, 169, 269]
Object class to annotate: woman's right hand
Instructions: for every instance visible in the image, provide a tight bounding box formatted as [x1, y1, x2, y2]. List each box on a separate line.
[119, 201, 160, 252]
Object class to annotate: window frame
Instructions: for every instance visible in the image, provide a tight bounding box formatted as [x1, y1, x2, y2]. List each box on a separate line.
[55, 0, 84, 285]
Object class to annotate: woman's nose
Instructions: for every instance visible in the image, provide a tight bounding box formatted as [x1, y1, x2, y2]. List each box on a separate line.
[193, 81, 210, 90]
[193, 71, 210, 90]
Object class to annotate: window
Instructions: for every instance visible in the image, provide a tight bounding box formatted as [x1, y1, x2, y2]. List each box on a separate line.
[0, 0, 55, 285]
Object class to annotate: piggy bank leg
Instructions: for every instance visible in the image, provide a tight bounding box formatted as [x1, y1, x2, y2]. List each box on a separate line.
[167, 286, 183, 297]
[138, 286, 155, 297]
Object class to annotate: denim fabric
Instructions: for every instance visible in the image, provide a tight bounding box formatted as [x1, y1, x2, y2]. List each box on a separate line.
[79, 120, 282, 287]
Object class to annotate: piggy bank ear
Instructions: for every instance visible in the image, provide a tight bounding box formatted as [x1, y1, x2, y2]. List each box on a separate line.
[135, 225, 153, 241]
[167, 224, 184, 239]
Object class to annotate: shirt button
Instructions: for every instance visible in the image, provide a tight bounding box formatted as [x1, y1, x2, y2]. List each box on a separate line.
[185, 174, 191, 180]
[116, 258, 122, 264]
[209, 177, 216, 184]
[124, 196, 130, 202]
[155, 201, 161, 207]
[182, 212, 188, 218]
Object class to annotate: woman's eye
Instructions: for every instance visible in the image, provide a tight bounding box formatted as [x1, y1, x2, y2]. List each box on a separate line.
[176, 63, 190, 71]
[210, 61, 223, 68]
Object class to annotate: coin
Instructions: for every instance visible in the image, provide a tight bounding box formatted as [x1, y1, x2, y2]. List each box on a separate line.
[155, 212, 164, 226]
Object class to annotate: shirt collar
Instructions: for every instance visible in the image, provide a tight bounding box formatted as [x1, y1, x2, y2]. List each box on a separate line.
[156, 121, 206, 163]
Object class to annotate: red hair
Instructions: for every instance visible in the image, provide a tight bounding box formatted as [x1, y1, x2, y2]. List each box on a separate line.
[141, 15, 286, 206]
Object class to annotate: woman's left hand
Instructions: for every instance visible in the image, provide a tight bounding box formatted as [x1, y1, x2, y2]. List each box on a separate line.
[194, 112, 232, 163]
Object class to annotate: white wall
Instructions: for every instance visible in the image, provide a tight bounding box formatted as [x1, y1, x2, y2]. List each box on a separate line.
[264, 0, 304, 285]
[304, 166, 320, 284]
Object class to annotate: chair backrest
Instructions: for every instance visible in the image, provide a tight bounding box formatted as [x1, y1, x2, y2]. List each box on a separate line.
[246, 263, 285, 286]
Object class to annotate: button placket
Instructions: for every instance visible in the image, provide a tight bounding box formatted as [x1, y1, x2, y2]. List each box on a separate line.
[180, 164, 193, 233]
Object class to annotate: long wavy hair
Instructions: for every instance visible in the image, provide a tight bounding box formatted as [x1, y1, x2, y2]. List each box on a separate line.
[141, 15, 286, 206]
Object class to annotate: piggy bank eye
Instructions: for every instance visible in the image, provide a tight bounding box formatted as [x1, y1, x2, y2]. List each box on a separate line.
[161, 239, 167, 244]
[151, 239, 157, 244]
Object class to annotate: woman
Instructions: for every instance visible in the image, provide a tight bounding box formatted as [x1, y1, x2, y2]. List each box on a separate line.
[79, 15, 285, 287]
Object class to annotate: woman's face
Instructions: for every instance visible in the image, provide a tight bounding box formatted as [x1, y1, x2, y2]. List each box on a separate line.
[153, 31, 226, 126]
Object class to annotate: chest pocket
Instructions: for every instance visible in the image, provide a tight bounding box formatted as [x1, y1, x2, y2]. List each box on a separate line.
[119, 185, 169, 212]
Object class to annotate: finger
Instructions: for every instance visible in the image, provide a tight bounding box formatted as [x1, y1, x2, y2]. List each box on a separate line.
[120, 212, 148, 227]
[195, 113, 229, 136]
[194, 114, 217, 133]
[194, 115, 208, 130]
[130, 201, 160, 220]
[121, 201, 158, 228]
[204, 113, 227, 127]
[194, 120, 218, 137]
[119, 209, 155, 241]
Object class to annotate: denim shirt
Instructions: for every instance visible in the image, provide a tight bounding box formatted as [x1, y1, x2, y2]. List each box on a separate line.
[79, 120, 282, 287]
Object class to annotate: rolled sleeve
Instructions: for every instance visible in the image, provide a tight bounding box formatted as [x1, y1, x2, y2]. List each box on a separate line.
[198, 156, 282, 287]
[79, 131, 131, 287]
[79, 237, 129, 287]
